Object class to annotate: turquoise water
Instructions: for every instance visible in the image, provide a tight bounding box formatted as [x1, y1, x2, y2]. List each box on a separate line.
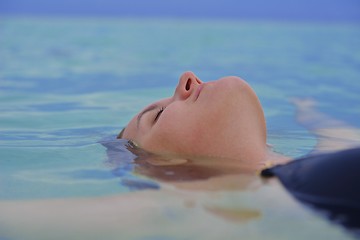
[0, 17, 360, 239]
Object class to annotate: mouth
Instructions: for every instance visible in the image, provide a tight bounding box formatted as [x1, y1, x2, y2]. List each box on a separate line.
[195, 84, 204, 101]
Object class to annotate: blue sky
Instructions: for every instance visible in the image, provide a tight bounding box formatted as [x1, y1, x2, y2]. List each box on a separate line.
[1, 0, 359, 21]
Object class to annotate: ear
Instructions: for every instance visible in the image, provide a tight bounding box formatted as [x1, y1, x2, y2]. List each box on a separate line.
[145, 157, 188, 166]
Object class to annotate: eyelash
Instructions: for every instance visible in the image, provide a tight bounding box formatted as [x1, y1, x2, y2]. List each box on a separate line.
[154, 107, 165, 123]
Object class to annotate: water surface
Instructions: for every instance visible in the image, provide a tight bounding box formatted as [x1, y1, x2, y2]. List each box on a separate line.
[0, 17, 359, 239]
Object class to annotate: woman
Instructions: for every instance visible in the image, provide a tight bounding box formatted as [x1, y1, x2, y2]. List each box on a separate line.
[117, 71, 360, 232]
[118, 71, 283, 170]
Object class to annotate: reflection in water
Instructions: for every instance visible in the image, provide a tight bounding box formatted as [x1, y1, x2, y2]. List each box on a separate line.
[101, 138, 360, 238]
[204, 205, 261, 223]
[101, 137, 259, 188]
[100, 137, 263, 223]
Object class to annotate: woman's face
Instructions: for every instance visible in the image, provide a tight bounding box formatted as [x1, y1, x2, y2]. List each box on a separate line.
[121, 72, 267, 163]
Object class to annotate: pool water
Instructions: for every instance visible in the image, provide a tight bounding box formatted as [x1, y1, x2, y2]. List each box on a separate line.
[0, 17, 360, 239]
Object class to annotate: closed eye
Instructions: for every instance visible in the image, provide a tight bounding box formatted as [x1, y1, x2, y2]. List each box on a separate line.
[154, 107, 165, 123]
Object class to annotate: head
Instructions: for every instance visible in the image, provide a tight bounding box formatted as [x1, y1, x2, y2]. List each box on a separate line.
[119, 71, 267, 164]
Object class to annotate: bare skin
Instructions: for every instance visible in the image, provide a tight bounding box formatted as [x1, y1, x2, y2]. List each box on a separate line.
[291, 97, 360, 153]
[121, 72, 269, 169]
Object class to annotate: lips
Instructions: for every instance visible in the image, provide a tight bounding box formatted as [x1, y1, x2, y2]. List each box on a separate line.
[195, 84, 204, 101]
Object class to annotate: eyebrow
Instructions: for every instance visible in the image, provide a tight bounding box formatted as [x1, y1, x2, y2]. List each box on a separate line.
[137, 104, 158, 129]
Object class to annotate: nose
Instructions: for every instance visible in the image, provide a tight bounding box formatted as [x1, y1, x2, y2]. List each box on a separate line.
[174, 71, 203, 100]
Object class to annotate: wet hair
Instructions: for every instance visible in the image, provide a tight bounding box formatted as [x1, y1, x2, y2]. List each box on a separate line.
[117, 128, 139, 148]
[117, 128, 125, 139]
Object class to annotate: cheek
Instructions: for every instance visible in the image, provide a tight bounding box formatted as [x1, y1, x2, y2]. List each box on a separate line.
[143, 105, 203, 154]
